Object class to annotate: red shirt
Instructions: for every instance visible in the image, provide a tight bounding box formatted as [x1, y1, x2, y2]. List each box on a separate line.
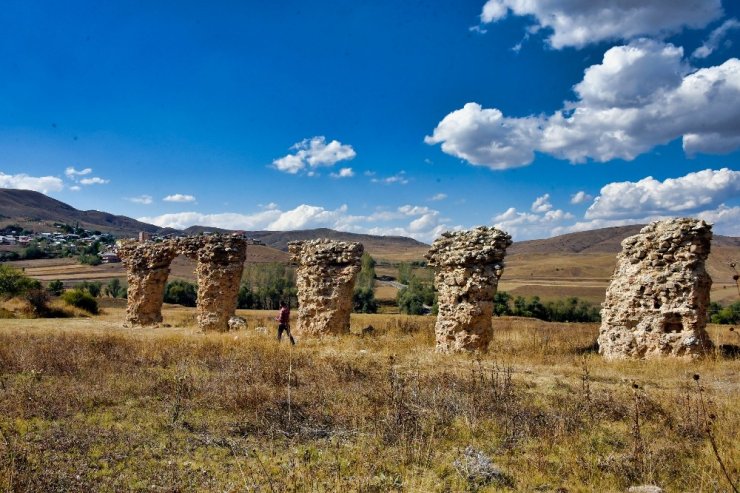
[277, 306, 290, 325]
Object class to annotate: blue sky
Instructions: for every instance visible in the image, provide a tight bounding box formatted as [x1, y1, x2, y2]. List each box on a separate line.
[1, 0, 739, 241]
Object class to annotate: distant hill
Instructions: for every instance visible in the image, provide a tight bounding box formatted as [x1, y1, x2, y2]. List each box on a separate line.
[184, 227, 430, 261]
[510, 224, 740, 255]
[2, 188, 736, 263]
[0, 188, 429, 261]
[0, 188, 169, 235]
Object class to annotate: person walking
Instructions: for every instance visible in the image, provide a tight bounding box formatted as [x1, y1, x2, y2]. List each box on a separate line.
[275, 301, 295, 345]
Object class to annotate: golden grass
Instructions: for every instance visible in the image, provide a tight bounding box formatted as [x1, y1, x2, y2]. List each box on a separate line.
[0, 308, 737, 491]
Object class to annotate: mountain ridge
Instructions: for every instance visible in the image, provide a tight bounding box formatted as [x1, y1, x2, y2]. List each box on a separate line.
[1, 188, 738, 257]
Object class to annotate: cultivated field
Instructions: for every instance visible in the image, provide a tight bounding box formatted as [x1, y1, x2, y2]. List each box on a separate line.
[0, 307, 737, 491]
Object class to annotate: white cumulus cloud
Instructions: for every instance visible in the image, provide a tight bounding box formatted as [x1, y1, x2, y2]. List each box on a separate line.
[64, 167, 92, 178]
[0, 172, 64, 194]
[585, 168, 740, 219]
[140, 202, 456, 242]
[696, 205, 740, 235]
[430, 193, 448, 201]
[493, 205, 574, 240]
[272, 136, 356, 174]
[478, 0, 722, 49]
[163, 194, 196, 203]
[424, 103, 542, 169]
[531, 194, 553, 213]
[371, 171, 410, 185]
[330, 167, 354, 178]
[427, 40, 740, 169]
[80, 177, 109, 185]
[570, 191, 593, 205]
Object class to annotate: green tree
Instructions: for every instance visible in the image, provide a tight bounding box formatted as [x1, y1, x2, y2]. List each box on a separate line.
[47, 279, 65, 296]
[710, 301, 740, 324]
[397, 277, 435, 315]
[78, 253, 102, 265]
[21, 243, 45, 260]
[237, 283, 256, 309]
[397, 262, 413, 285]
[493, 291, 512, 316]
[241, 263, 297, 309]
[353, 253, 378, 313]
[0, 265, 41, 298]
[104, 278, 126, 298]
[356, 253, 376, 289]
[164, 280, 198, 307]
[78, 281, 102, 298]
[353, 287, 378, 313]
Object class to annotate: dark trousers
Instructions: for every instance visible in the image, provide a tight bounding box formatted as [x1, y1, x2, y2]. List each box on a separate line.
[278, 323, 295, 345]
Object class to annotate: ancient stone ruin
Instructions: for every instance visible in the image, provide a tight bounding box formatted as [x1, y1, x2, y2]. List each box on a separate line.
[118, 235, 247, 331]
[598, 218, 714, 359]
[426, 226, 512, 352]
[289, 239, 363, 336]
[117, 241, 178, 326]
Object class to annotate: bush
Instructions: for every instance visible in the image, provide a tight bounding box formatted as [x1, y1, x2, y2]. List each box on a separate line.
[47, 279, 65, 296]
[709, 301, 740, 324]
[78, 253, 102, 266]
[61, 289, 99, 314]
[24, 288, 50, 316]
[164, 280, 198, 307]
[0, 264, 41, 298]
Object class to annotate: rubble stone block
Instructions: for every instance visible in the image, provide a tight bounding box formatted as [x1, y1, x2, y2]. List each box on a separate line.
[426, 227, 512, 352]
[289, 239, 363, 336]
[598, 218, 714, 359]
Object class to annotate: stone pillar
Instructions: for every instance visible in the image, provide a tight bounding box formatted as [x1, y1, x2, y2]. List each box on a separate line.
[289, 239, 363, 336]
[426, 227, 512, 353]
[118, 241, 178, 326]
[179, 236, 247, 332]
[598, 218, 714, 359]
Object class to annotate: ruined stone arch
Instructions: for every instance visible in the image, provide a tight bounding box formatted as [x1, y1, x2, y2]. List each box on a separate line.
[118, 235, 247, 331]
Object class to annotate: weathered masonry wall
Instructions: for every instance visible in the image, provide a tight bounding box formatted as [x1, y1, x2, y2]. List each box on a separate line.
[118, 236, 247, 331]
[426, 227, 512, 353]
[289, 239, 363, 336]
[598, 218, 713, 359]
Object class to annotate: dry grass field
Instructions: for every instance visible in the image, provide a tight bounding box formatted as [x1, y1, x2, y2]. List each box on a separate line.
[0, 307, 738, 492]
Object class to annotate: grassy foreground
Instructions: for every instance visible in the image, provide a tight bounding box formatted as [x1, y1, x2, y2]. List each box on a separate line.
[0, 308, 738, 492]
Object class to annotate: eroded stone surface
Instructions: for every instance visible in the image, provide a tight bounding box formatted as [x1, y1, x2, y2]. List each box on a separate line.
[426, 227, 512, 352]
[598, 218, 714, 359]
[289, 239, 363, 336]
[118, 241, 178, 326]
[118, 235, 247, 331]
